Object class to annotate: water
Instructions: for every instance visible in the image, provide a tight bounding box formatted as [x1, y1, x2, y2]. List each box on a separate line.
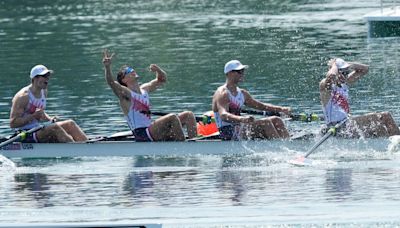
[1, 0, 400, 227]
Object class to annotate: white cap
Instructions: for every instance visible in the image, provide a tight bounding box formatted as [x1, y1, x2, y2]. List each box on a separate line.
[224, 60, 248, 74]
[335, 58, 350, 69]
[30, 65, 53, 79]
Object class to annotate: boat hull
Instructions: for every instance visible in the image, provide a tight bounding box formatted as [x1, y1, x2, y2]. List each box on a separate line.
[0, 137, 396, 158]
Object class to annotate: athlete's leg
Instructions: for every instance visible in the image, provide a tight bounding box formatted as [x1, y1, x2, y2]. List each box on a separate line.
[58, 119, 88, 142]
[380, 112, 400, 136]
[149, 114, 185, 141]
[269, 116, 290, 138]
[251, 118, 280, 139]
[178, 111, 197, 139]
[36, 124, 74, 143]
[352, 113, 389, 137]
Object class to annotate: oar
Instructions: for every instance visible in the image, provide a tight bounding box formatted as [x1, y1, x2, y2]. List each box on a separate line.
[151, 110, 323, 123]
[87, 130, 134, 142]
[0, 124, 46, 149]
[288, 118, 348, 166]
[151, 111, 215, 124]
[241, 109, 324, 122]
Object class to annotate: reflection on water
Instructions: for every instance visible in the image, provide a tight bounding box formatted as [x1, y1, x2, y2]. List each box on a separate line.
[14, 173, 54, 208]
[2, 156, 400, 226]
[325, 168, 353, 201]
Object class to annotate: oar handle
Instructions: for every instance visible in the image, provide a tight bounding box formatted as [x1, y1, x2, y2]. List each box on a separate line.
[151, 110, 323, 123]
[304, 118, 348, 158]
[241, 109, 324, 122]
[0, 124, 46, 148]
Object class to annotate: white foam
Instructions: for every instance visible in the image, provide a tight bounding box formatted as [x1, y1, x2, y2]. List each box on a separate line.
[388, 135, 400, 153]
[0, 154, 16, 171]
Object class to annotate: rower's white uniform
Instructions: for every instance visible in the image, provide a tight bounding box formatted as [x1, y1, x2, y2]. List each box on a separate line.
[19, 89, 46, 130]
[13, 88, 47, 143]
[214, 86, 245, 140]
[125, 89, 154, 141]
[322, 83, 350, 125]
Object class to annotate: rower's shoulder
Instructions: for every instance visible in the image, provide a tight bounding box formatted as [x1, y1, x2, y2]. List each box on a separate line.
[11, 87, 30, 108]
[319, 78, 330, 90]
[213, 85, 226, 95]
[13, 86, 30, 99]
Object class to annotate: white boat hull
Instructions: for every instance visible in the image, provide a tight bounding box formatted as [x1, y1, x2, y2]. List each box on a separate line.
[0, 137, 397, 159]
[0, 224, 161, 228]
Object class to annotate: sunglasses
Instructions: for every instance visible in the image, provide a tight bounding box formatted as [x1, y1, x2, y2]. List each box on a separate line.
[232, 69, 244, 74]
[124, 67, 135, 76]
[38, 73, 51, 78]
[338, 68, 351, 76]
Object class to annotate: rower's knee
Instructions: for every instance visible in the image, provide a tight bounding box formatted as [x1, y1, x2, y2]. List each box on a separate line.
[180, 111, 196, 123]
[270, 116, 285, 127]
[379, 112, 392, 121]
[60, 119, 78, 128]
[162, 114, 181, 129]
[180, 111, 192, 118]
[49, 123, 65, 133]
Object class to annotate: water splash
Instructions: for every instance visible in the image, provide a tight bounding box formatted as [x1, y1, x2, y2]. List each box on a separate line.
[0, 154, 16, 171]
[388, 135, 400, 153]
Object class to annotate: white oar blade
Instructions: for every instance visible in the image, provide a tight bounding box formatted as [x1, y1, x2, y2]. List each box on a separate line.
[288, 156, 313, 166]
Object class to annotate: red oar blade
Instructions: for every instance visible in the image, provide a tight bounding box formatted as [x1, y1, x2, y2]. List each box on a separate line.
[288, 156, 313, 166]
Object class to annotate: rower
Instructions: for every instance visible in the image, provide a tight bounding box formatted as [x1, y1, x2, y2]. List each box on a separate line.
[9, 65, 88, 143]
[102, 50, 197, 141]
[319, 58, 400, 138]
[212, 60, 292, 140]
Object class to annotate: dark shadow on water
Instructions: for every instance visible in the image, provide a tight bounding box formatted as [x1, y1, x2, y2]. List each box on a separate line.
[325, 168, 353, 201]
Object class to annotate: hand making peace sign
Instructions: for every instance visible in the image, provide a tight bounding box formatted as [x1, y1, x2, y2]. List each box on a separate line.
[102, 49, 115, 67]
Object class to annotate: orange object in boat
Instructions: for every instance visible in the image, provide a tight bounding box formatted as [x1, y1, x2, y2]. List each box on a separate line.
[197, 111, 218, 136]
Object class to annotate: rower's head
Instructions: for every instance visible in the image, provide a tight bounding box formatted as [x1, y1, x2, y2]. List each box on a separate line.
[30, 64, 53, 89]
[117, 65, 139, 87]
[224, 60, 248, 83]
[335, 58, 351, 82]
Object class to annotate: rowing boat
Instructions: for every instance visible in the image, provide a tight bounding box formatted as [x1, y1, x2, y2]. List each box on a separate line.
[1, 135, 397, 159]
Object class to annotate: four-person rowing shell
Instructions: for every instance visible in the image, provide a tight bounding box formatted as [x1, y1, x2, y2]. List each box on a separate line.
[3, 54, 400, 146]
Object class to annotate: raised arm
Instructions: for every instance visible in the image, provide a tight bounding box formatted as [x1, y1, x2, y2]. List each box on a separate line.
[242, 89, 291, 115]
[346, 62, 369, 85]
[140, 64, 167, 93]
[102, 50, 130, 99]
[320, 59, 339, 105]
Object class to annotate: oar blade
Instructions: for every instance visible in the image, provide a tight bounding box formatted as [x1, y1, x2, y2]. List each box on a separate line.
[288, 155, 338, 167]
[288, 156, 314, 166]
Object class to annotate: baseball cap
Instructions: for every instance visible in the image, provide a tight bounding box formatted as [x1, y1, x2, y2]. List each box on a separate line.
[335, 58, 350, 69]
[224, 60, 249, 74]
[30, 65, 53, 79]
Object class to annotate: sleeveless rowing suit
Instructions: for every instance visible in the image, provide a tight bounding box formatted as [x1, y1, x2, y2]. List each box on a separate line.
[17, 89, 47, 142]
[125, 89, 154, 142]
[214, 87, 245, 140]
[322, 83, 350, 125]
